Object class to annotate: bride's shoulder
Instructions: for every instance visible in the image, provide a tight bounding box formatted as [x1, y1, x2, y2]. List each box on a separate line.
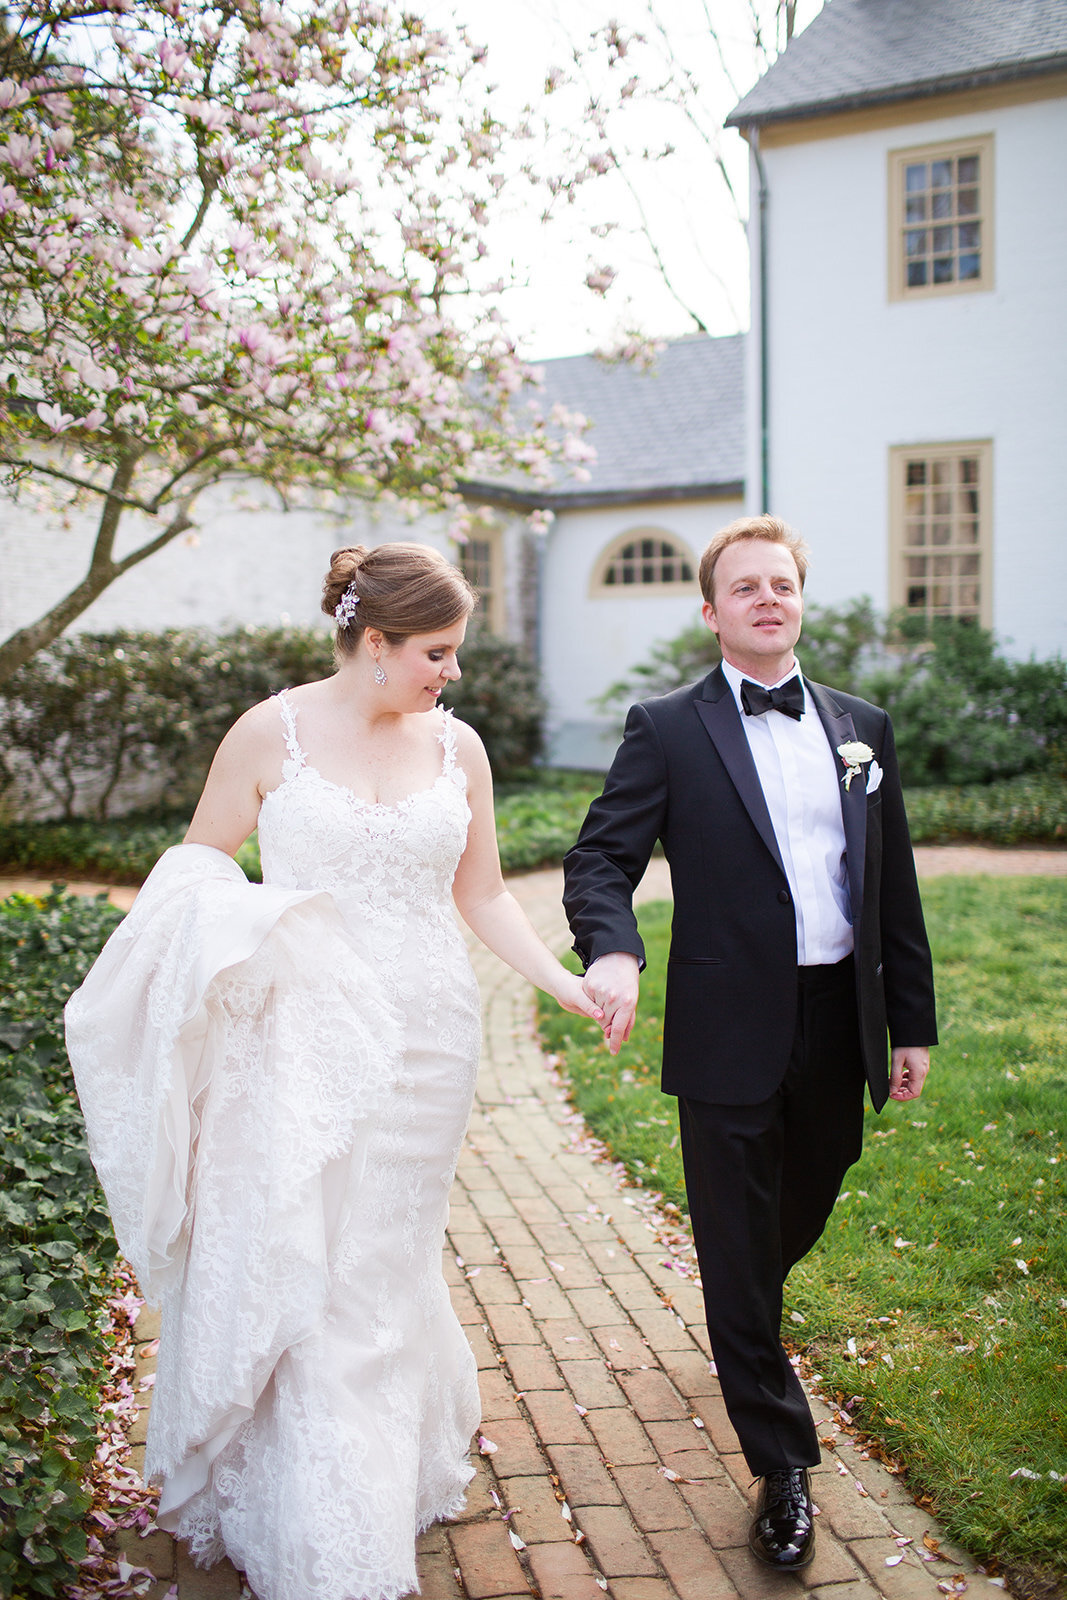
[215, 693, 292, 760]
[446, 713, 487, 759]
[445, 713, 491, 781]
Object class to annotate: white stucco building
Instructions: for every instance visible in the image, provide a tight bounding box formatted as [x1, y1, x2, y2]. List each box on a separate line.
[728, 0, 1067, 658]
[459, 335, 745, 766]
[3, 0, 1065, 779]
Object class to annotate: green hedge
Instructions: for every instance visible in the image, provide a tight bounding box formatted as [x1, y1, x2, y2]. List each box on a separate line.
[0, 628, 334, 822]
[904, 771, 1067, 847]
[1, 769, 1064, 891]
[0, 624, 545, 824]
[0, 890, 124, 1596]
[0, 813, 263, 886]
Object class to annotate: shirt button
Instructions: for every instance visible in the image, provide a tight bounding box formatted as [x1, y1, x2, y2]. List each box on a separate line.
[778, 889, 791, 905]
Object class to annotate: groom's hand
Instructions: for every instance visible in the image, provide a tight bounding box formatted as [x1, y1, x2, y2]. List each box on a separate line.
[888, 1045, 930, 1101]
[583, 953, 640, 1056]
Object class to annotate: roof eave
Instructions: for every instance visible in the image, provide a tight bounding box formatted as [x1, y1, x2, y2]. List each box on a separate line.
[459, 478, 745, 513]
[726, 54, 1067, 130]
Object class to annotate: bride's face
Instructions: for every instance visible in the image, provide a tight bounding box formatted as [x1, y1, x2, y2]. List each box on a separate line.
[381, 618, 468, 711]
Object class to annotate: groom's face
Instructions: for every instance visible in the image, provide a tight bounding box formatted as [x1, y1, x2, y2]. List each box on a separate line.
[701, 538, 804, 679]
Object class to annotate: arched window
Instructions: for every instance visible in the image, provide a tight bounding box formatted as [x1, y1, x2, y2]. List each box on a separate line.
[592, 529, 698, 596]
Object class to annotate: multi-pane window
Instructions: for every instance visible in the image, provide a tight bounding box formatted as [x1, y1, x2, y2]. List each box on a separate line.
[889, 136, 993, 300]
[889, 443, 992, 625]
[458, 531, 504, 631]
[597, 532, 696, 591]
[461, 536, 493, 594]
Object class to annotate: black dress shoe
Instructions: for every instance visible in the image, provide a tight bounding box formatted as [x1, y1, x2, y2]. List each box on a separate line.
[748, 1467, 816, 1570]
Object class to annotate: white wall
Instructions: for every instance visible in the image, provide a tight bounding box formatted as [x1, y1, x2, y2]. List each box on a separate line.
[540, 496, 743, 767]
[1, 469, 746, 775]
[0, 475, 452, 643]
[754, 90, 1067, 657]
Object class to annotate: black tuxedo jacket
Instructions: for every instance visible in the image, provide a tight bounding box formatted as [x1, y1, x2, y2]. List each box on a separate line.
[563, 666, 937, 1111]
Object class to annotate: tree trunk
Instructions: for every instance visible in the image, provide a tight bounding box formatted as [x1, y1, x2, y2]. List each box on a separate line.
[0, 454, 195, 689]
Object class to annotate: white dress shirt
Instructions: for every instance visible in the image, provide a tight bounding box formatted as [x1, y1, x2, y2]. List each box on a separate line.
[720, 657, 854, 966]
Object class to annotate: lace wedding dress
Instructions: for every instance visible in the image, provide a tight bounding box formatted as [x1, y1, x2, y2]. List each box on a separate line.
[66, 697, 483, 1600]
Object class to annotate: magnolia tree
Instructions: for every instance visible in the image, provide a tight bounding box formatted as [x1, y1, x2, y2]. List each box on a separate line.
[511, 0, 804, 353]
[0, 0, 592, 685]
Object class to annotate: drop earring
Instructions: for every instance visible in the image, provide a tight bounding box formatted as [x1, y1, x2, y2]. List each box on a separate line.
[374, 662, 387, 687]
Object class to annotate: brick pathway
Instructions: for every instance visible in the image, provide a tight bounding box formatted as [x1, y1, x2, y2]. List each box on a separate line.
[83, 857, 1022, 1600]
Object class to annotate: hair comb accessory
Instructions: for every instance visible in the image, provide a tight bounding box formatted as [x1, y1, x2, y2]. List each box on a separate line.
[334, 581, 360, 627]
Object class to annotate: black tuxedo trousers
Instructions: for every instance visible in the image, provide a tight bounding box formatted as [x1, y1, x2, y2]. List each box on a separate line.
[680, 956, 865, 1472]
[563, 668, 937, 1473]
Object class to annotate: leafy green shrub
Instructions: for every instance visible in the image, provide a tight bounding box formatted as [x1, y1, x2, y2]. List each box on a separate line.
[0, 628, 334, 822]
[0, 889, 125, 1596]
[443, 627, 546, 781]
[864, 616, 1067, 788]
[596, 599, 882, 712]
[904, 772, 1067, 846]
[598, 604, 1067, 790]
[0, 813, 262, 885]
[0, 624, 549, 818]
[494, 779, 602, 872]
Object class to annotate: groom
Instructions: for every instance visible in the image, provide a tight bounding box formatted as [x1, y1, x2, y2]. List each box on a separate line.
[563, 515, 937, 1570]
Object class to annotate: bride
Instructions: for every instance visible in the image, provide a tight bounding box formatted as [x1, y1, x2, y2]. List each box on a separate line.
[66, 542, 601, 1600]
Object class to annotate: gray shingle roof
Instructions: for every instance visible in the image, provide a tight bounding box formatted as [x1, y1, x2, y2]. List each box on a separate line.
[727, 0, 1067, 128]
[465, 333, 745, 510]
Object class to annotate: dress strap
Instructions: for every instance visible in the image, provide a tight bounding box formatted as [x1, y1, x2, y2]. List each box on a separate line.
[438, 708, 459, 779]
[274, 690, 307, 771]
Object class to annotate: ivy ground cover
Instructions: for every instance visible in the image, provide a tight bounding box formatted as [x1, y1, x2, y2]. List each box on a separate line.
[0, 890, 125, 1596]
[537, 878, 1067, 1589]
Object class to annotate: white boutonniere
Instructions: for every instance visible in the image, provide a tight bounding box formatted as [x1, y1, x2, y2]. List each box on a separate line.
[837, 740, 876, 792]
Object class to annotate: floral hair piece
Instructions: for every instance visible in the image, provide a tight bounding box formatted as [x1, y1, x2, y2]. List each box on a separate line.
[334, 581, 360, 628]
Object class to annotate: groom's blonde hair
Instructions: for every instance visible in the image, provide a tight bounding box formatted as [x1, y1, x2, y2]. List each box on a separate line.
[699, 516, 810, 604]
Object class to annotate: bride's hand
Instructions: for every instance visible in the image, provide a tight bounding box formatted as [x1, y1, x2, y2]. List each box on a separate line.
[554, 972, 604, 1023]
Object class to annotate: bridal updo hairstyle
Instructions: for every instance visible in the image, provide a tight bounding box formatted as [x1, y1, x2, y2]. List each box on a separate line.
[322, 543, 476, 658]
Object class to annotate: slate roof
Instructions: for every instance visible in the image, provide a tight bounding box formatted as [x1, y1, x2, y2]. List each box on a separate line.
[727, 0, 1067, 128]
[463, 333, 745, 510]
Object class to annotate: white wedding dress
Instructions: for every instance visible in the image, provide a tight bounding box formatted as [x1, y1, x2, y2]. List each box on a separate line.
[66, 697, 483, 1600]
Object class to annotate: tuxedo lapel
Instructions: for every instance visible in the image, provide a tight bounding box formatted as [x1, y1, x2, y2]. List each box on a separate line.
[693, 668, 787, 876]
[806, 679, 867, 921]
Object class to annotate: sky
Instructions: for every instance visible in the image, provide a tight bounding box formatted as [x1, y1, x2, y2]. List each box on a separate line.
[429, 0, 824, 361]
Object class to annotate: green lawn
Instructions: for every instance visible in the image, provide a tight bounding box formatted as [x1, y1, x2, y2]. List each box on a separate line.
[537, 877, 1067, 1583]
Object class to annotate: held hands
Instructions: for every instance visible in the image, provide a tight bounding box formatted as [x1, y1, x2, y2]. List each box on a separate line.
[554, 972, 605, 1024]
[582, 952, 641, 1056]
[888, 1045, 930, 1101]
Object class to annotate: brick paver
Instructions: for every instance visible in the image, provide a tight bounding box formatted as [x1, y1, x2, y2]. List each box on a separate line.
[61, 860, 1019, 1598]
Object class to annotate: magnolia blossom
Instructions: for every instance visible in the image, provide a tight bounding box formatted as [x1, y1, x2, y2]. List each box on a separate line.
[36, 402, 76, 433]
[0, 132, 41, 175]
[585, 265, 617, 296]
[0, 79, 29, 111]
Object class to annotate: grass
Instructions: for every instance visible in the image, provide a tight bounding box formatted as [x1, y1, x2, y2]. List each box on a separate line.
[537, 879, 1067, 1585]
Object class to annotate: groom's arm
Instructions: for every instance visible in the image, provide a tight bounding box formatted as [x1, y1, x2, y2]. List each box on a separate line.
[873, 712, 939, 1052]
[563, 699, 669, 973]
[564, 701, 669, 1056]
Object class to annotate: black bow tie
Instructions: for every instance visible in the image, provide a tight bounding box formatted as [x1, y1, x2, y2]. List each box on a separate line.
[740, 676, 805, 720]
